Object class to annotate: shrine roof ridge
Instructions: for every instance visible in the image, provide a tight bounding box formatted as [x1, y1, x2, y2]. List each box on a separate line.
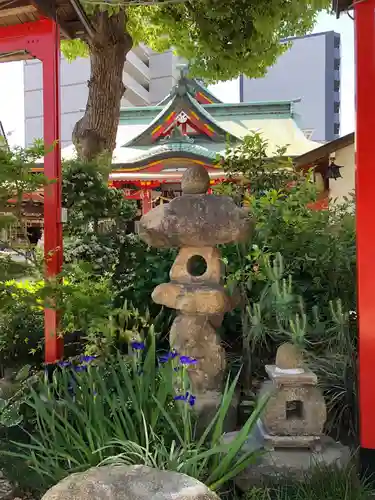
[119, 100, 296, 122]
[157, 76, 222, 106]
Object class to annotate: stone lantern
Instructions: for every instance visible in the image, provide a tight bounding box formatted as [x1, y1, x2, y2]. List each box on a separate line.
[232, 342, 350, 489]
[257, 343, 327, 450]
[138, 165, 253, 421]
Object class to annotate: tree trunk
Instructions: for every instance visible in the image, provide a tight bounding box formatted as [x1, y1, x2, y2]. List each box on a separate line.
[72, 10, 132, 161]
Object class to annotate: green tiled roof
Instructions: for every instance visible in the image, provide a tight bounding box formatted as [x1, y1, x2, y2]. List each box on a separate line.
[115, 74, 320, 165]
[157, 76, 222, 106]
[123, 78, 241, 147]
[113, 141, 224, 166]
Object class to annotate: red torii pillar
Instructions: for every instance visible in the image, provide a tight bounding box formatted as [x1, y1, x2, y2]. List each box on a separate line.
[0, 19, 63, 364]
[355, 0, 375, 472]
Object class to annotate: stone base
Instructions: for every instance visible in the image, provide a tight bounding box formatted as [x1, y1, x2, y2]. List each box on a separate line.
[233, 436, 350, 491]
[258, 420, 322, 451]
[194, 390, 239, 435]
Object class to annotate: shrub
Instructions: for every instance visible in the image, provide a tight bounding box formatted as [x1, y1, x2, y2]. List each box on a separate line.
[234, 253, 358, 442]
[216, 133, 357, 440]
[0, 280, 45, 369]
[62, 159, 136, 236]
[112, 234, 175, 310]
[218, 132, 356, 317]
[0, 141, 48, 280]
[0, 303, 43, 368]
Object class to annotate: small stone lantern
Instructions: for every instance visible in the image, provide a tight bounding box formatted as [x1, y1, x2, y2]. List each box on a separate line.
[231, 342, 349, 489]
[258, 343, 327, 450]
[138, 165, 253, 421]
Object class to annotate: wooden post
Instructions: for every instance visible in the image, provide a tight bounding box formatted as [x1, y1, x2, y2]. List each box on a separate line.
[141, 189, 152, 215]
[355, 0, 375, 473]
[0, 20, 63, 363]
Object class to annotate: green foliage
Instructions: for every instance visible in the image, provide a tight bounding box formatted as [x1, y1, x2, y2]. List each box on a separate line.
[245, 189, 355, 314]
[113, 234, 176, 308]
[61, 39, 89, 61]
[0, 280, 45, 368]
[0, 398, 23, 427]
[63, 233, 121, 273]
[220, 133, 356, 316]
[53, 258, 171, 356]
[62, 159, 136, 235]
[244, 465, 371, 500]
[62, 0, 330, 82]
[0, 141, 47, 280]
[62, 159, 137, 274]
[0, 141, 47, 212]
[56, 263, 113, 339]
[229, 251, 358, 441]
[217, 133, 305, 198]
[6, 332, 267, 492]
[0, 301, 43, 367]
[218, 133, 357, 439]
[244, 253, 308, 349]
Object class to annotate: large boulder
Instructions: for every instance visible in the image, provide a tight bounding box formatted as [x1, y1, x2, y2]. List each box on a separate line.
[41, 465, 219, 500]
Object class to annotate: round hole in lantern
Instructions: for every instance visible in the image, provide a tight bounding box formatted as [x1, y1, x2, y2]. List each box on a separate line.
[187, 255, 207, 277]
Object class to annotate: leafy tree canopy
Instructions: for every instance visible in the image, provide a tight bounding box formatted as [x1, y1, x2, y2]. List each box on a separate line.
[62, 0, 330, 81]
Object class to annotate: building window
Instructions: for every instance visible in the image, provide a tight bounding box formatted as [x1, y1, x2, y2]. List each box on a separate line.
[334, 123, 340, 135]
[334, 80, 340, 92]
[334, 101, 340, 114]
[334, 36, 340, 49]
[334, 58, 340, 71]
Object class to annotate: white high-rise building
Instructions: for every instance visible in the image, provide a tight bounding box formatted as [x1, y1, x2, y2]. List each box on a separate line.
[24, 46, 181, 148]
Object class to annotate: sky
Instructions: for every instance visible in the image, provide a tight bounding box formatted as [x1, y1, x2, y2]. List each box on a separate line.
[0, 11, 354, 149]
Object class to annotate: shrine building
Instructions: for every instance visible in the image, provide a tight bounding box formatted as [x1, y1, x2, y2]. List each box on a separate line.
[48, 70, 325, 217]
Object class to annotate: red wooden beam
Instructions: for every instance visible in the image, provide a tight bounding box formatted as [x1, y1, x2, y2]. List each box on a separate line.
[195, 91, 213, 105]
[141, 189, 152, 214]
[355, 0, 375, 455]
[0, 19, 63, 364]
[42, 21, 63, 364]
[0, 18, 52, 40]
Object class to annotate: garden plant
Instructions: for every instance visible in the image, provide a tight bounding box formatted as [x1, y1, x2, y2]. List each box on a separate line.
[0, 138, 361, 499]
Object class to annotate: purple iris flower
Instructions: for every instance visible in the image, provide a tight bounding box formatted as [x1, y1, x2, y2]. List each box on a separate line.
[188, 395, 196, 407]
[174, 391, 189, 402]
[74, 365, 88, 372]
[159, 350, 179, 363]
[131, 341, 146, 350]
[173, 391, 196, 407]
[179, 356, 198, 365]
[80, 355, 97, 363]
[58, 361, 72, 368]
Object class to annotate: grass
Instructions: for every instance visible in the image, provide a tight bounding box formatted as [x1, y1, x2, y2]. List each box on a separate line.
[0, 428, 371, 500]
[242, 464, 372, 500]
